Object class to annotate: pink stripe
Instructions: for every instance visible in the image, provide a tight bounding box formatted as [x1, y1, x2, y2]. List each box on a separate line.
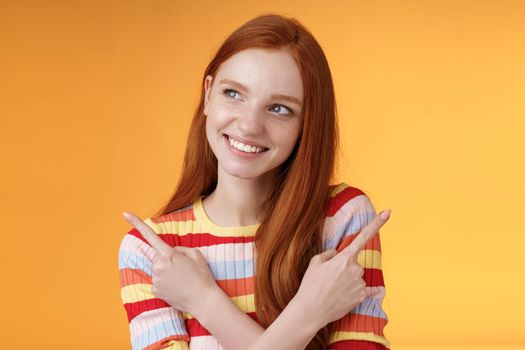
[323, 194, 371, 240]
[120, 234, 156, 261]
[129, 307, 187, 338]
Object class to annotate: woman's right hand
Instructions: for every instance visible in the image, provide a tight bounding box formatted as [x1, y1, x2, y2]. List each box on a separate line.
[293, 208, 391, 329]
[122, 211, 222, 315]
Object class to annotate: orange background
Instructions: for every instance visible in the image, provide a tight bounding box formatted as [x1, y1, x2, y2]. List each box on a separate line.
[1, 0, 524, 349]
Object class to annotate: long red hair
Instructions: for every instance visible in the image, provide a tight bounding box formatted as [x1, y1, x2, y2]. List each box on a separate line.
[154, 13, 340, 349]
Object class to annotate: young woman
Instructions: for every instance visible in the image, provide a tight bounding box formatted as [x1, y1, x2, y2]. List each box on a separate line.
[119, 13, 391, 350]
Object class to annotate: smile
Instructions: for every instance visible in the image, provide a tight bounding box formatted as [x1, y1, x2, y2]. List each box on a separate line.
[224, 135, 269, 156]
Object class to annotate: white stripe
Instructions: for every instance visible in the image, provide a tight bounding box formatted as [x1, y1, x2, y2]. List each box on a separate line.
[130, 307, 187, 339]
[189, 335, 225, 350]
[198, 242, 254, 263]
[121, 233, 156, 261]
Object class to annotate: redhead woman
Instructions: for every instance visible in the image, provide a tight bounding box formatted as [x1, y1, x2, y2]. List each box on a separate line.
[119, 13, 391, 350]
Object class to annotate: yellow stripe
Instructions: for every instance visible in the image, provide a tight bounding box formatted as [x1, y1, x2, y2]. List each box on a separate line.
[357, 249, 382, 269]
[144, 217, 249, 237]
[121, 283, 154, 304]
[193, 196, 260, 237]
[144, 211, 258, 238]
[182, 294, 255, 319]
[145, 218, 198, 236]
[163, 340, 189, 350]
[329, 331, 390, 348]
[230, 293, 256, 313]
[144, 218, 162, 234]
[330, 182, 349, 196]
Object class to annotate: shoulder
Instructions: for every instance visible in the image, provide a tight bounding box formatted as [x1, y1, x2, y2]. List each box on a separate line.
[149, 201, 195, 234]
[119, 201, 195, 255]
[326, 182, 375, 218]
[323, 182, 377, 248]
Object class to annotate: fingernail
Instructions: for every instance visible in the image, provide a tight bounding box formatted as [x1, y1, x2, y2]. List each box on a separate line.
[380, 209, 391, 220]
[122, 211, 131, 221]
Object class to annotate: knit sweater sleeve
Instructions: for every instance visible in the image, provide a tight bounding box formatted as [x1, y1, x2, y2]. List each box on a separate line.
[324, 184, 390, 350]
[118, 218, 190, 350]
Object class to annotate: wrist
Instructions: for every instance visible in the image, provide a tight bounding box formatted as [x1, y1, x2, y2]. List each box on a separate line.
[246, 296, 322, 350]
[190, 286, 228, 322]
[289, 294, 326, 332]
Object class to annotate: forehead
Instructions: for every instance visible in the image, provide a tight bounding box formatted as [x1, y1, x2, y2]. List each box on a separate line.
[214, 48, 304, 99]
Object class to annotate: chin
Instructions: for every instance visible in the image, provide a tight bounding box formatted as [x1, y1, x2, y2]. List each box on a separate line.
[218, 162, 261, 179]
[224, 169, 262, 180]
[222, 163, 282, 182]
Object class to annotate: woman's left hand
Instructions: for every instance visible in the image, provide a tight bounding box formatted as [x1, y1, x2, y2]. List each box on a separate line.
[122, 211, 220, 315]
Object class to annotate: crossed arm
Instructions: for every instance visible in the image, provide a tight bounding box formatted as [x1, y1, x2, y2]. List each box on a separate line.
[190, 287, 322, 350]
[121, 203, 390, 350]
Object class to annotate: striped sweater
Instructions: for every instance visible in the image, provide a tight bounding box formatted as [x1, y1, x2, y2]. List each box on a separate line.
[118, 182, 390, 350]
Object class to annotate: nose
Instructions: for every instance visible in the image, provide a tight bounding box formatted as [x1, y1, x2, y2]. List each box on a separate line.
[236, 106, 264, 136]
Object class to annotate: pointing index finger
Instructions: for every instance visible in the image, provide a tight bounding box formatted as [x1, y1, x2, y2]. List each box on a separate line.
[122, 211, 172, 256]
[339, 209, 391, 259]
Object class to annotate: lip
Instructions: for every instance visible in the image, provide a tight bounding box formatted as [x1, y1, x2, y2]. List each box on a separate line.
[225, 134, 268, 149]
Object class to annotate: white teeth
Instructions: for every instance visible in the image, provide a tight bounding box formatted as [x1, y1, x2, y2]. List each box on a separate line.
[228, 136, 266, 153]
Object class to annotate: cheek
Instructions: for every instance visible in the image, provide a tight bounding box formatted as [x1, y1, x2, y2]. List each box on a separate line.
[275, 123, 302, 150]
[206, 104, 234, 128]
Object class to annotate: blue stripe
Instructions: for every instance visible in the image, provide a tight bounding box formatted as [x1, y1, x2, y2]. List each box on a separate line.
[324, 211, 375, 250]
[352, 296, 388, 319]
[207, 259, 254, 280]
[118, 250, 152, 276]
[132, 317, 188, 349]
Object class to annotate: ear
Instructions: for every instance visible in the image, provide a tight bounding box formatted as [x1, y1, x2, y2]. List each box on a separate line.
[203, 74, 213, 116]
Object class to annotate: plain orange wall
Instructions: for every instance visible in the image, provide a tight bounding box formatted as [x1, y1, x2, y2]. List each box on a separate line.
[1, 0, 524, 349]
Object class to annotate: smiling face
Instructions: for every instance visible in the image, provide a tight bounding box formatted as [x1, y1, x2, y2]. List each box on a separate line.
[203, 47, 304, 182]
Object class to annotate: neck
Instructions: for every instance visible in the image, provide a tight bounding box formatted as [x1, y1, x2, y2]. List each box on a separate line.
[202, 168, 278, 227]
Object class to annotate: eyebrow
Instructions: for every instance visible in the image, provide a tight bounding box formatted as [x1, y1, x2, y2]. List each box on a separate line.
[219, 78, 303, 106]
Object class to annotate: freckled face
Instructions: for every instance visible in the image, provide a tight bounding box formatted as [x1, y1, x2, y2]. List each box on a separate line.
[203, 47, 304, 181]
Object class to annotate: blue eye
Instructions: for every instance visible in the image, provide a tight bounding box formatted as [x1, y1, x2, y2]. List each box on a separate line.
[270, 104, 293, 116]
[223, 88, 294, 116]
[223, 88, 240, 99]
